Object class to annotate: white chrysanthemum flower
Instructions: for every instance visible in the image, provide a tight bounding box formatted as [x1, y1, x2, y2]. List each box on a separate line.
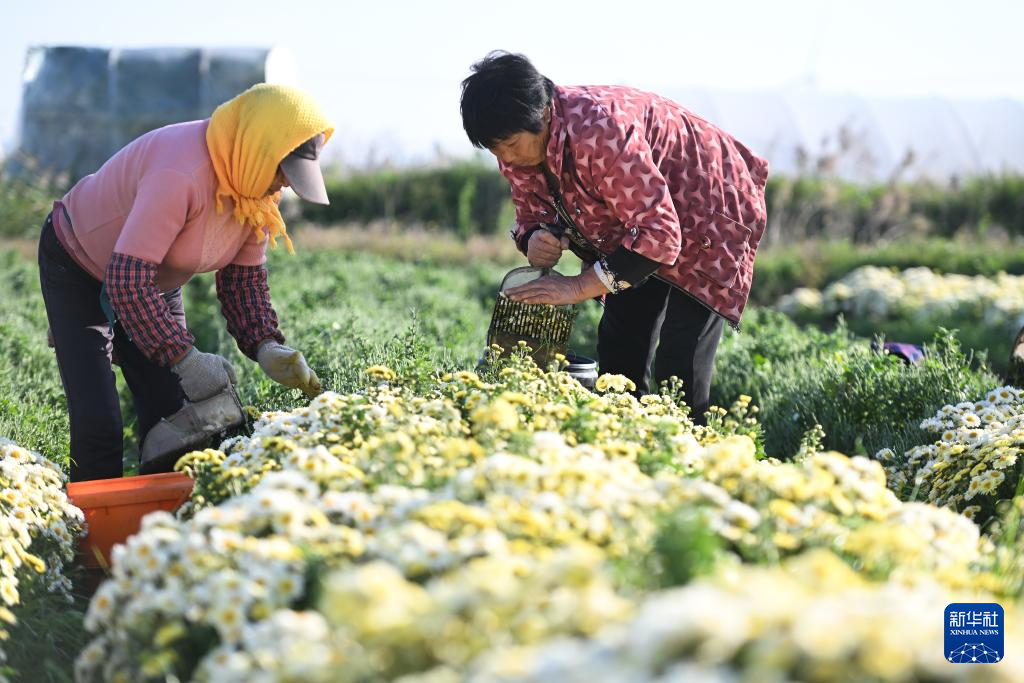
[960, 413, 982, 428]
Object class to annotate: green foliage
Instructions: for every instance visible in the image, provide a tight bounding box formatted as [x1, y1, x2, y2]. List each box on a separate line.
[0, 165, 65, 239]
[645, 509, 724, 588]
[301, 164, 1024, 247]
[987, 499, 1024, 598]
[303, 161, 513, 235]
[712, 310, 999, 459]
[0, 252, 71, 464]
[763, 173, 1024, 244]
[179, 248, 515, 417]
[801, 310, 1013, 379]
[3, 577, 90, 683]
[919, 175, 1024, 239]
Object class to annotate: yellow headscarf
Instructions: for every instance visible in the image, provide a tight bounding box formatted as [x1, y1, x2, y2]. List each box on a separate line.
[206, 83, 333, 253]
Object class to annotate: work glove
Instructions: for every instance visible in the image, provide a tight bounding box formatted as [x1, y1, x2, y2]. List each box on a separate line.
[527, 228, 570, 268]
[257, 340, 322, 398]
[171, 349, 237, 402]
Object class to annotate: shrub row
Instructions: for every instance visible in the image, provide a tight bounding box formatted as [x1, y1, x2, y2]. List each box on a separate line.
[296, 164, 1024, 246]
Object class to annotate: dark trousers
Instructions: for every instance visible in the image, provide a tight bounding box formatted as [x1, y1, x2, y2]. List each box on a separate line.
[37, 213, 186, 481]
[597, 277, 724, 423]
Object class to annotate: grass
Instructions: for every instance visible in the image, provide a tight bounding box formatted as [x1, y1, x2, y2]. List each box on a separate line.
[0, 251, 72, 467]
[289, 221, 523, 266]
[3, 576, 91, 683]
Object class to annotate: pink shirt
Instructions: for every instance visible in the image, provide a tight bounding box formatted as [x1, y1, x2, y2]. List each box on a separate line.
[54, 120, 267, 292]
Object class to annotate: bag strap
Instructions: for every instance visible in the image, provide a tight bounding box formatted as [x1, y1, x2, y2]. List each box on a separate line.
[541, 165, 576, 232]
[539, 165, 604, 261]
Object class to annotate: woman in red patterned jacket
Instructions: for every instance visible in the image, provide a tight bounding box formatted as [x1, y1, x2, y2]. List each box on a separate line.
[460, 52, 769, 421]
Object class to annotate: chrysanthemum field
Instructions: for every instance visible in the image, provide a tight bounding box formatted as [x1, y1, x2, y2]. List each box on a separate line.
[2, 244, 1023, 682]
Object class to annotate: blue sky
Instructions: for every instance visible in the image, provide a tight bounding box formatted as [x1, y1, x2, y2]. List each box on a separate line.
[2, 0, 1021, 166]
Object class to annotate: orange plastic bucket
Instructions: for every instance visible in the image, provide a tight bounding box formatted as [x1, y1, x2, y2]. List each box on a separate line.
[67, 472, 193, 569]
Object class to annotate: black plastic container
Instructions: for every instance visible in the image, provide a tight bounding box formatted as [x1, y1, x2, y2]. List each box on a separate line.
[565, 353, 598, 389]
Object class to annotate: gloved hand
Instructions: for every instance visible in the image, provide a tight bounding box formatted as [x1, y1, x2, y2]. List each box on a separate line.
[257, 340, 322, 398]
[171, 348, 237, 402]
[527, 228, 570, 268]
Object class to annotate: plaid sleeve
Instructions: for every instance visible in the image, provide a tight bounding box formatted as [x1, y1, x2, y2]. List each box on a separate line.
[216, 263, 285, 360]
[105, 252, 194, 366]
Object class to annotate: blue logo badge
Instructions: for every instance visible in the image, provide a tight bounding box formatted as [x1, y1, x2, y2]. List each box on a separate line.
[945, 603, 1004, 663]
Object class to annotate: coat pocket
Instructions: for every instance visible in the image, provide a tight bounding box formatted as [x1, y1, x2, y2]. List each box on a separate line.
[693, 211, 752, 290]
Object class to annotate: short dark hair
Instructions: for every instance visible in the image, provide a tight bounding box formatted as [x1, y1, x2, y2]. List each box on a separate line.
[460, 51, 555, 149]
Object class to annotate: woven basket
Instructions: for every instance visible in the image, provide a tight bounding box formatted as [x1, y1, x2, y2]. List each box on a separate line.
[486, 266, 578, 367]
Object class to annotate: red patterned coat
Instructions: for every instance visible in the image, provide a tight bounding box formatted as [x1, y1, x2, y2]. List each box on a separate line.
[501, 85, 769, 324]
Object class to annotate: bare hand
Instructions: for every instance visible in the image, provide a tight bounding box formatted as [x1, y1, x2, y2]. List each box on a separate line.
[527, 229, 570, 268]
[503, 269, 612, 306]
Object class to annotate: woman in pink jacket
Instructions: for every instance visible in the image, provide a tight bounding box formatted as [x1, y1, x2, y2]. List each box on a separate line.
[38, 84, 331, 481]
[460, 52, 769, 421]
